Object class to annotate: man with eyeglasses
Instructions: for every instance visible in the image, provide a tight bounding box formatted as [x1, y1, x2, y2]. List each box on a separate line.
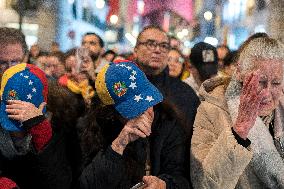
[133, 26, 200, 188]
[0, 27, 72, 188]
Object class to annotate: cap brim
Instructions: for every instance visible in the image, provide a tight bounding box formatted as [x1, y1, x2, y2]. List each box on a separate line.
[0, 102, 23, 132]
[114, 83, 163, 119]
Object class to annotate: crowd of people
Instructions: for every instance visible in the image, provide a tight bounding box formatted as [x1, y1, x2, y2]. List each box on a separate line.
[0, 25, 283, 189]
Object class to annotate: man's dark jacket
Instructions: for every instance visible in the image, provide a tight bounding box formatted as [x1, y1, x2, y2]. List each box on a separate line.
[147, 67, 200, 138]
[148, 67, 200, 188]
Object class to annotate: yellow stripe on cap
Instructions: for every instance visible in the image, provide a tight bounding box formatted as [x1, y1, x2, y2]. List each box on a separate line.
[0, 63, 26, 98]
[95, 63, 114, 105]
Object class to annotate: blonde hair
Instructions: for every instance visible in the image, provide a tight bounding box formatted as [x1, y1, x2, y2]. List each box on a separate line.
[239, 37, 284, 72]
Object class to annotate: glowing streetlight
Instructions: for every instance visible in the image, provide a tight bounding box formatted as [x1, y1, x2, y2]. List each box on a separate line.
[204, 11, 213, 21]
[96, 0, 105, 9]
[137, 0, 145, 14]
[110, 15, 119, 25]
[177, 32, 184, 39]
[204, 37, 218, 46]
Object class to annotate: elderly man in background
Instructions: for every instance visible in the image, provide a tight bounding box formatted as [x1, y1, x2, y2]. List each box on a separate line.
[133, 26, 200, 138]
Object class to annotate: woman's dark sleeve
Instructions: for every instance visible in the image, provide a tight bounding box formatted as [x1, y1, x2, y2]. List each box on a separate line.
[78, 146, 126, 189]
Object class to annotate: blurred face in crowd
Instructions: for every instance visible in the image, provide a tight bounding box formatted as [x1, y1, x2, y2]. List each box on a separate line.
[168, 49, 184, 78]
[35, 55, 48, 70]
[82, 35, 102, 62]
[217, 46, 229, 67]
[0, 43, 24, 82]
[104, 53, 115, 62]
[65, 55, 77, 75]
[44, 56, 65, 78]
[51, 43, 60, 53]
[237, 59, 283, 116]
[217, 46, 229, 61]
[170, 38, 181, 49]
[30, 44, 40, 57]
[65, 55, 88, 82]
[134, 28, 170, 75]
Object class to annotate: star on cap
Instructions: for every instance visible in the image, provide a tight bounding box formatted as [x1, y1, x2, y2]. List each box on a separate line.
[20, 73, 23, 76]
[27, 94, 32, 100]
[134, 94, 143, 102]
[126, 66, 132, 70]
[129, 75, 136, 81]
[24, 75, 29, 79]
[29, 80, 33, 85]
[146, 96, 154, 102]
[119, 64, 126, 67]
[129, 82, 137, 89]
[32, 88, 37, 93]
[132, 70, 137, 75]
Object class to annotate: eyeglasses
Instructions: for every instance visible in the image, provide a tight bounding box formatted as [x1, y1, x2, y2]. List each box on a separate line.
[0, 60, 21, 72]
[138, 40, 170, 53]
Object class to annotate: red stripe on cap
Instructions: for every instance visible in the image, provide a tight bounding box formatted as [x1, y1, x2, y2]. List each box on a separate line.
[26, 64, 48, 103]
[113, 59, 131, 64]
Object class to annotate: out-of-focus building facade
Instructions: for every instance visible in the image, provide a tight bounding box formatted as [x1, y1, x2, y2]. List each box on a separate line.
[0, 0, 108, 52]
[219, 0, 269, 49]
[0, 0, 283, 52]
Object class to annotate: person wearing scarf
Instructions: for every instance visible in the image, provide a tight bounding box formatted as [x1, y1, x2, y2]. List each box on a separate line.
[191, 36, 284, 188]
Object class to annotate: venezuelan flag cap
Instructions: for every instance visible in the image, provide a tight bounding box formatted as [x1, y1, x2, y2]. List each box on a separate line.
[0, 63, 48, 131]
[95, 60, 163, 119]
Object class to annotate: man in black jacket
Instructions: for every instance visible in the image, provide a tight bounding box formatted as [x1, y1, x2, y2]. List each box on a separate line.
[133, 26, 200, 187]
[0, 27, 71, 189]
[133, 26, 200, 139]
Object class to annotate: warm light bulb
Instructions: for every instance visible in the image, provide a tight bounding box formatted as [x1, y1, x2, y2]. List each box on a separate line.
[96, 0, 105, 9]
[204, 11, 213, 21]
[110, 15, 119, 24]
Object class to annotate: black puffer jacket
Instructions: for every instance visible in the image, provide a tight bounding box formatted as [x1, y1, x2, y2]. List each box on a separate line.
[78, 103, 190, 189]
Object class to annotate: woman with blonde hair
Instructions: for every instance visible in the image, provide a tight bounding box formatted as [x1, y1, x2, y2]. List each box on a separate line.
[191, 36, 284, 188]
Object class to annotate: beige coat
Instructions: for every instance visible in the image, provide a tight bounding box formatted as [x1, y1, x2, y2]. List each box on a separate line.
[190, 77, 284, 189]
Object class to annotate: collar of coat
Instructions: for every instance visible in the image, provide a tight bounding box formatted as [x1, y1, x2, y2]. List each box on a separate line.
[200, 76, 284, 186]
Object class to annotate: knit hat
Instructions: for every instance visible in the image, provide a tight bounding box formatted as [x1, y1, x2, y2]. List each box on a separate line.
[0, 63, 48, 131]
[95, 61, 163, 119]
[189, 42, 218, 67]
